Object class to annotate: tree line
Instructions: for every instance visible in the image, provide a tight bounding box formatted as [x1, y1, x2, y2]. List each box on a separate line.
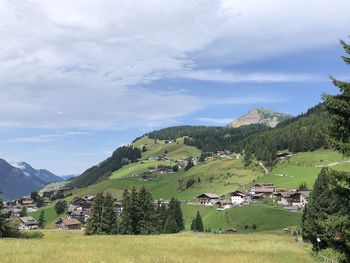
[68, 146, 141, 188]
[85, 187, 184, 235]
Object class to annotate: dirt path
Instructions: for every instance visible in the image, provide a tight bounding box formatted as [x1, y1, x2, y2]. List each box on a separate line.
[315, 159, 350, 168]
[258, 161, 269, 174]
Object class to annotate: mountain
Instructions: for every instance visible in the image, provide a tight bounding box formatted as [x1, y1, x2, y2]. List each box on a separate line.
[0, 160, 62, 200]
[228, 108, 293, 128]
[60, 174, 78, 180]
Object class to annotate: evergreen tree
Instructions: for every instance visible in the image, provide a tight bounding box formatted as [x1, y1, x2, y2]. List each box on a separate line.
[30, 191, 38, 202]
[302, 168, 340, 249]
[167, 198, 184, 231]
[164, 213, 178, 234]
[0, 197, 12, 237]
[119, 189, 132, 234]
[129, 187, 141, 234]
[85, 192, 104, 235]
[36, 196, 44, 208]
[185, 160, 194, 171]
[138, 186, 156, 235]
[54, 200, 67, 215]
[323, 39, 350, 157]
[19, 206, 27, 217]
[156, 205, 168, 234]
[193, 211, 204, 232]
[38, 210, 46, 229]
[101, 193, 115, 234]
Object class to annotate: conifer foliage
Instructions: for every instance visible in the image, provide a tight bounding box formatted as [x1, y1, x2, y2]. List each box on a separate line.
[86, 188, 184, 236]
[190, 211, 204, 232]
[302, 38, 350, 262]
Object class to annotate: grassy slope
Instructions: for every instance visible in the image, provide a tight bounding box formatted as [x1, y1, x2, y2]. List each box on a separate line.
[182, 204, 301, 232]
[0, 230, 315, 263]
[256, 149, 350, 189]
[133, 136, 202, 160]
[69, 157, 262, 201]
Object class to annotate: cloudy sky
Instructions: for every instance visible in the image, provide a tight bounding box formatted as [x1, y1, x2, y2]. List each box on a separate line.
[0, 0, 349, 175]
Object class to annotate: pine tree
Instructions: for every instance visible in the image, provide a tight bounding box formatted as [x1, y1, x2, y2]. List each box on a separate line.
[167, 198, 184, 231]
[119, 189, 132, 234]
[194, 211, 204, 232]
[129, 187, 141, 234]
[138, 186, 156, 235]
[156, 205, 168, 234]
[323, 39, 350, 157]
[185, 160, 194, 171]
[164, 213, 178, 234]
[320, 38, 350, 262]
[0, 198, 12, 237]
[19, 206, 27, 217]
[38, 210, 46, 229]
[101, 193, 115, 234]
[302, 168, 340, 249]
[85, 192, 104, 235]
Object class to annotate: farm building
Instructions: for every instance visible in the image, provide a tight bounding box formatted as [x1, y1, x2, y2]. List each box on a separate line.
[230, 191, 251, 205]
[59, 219, 82, 230]
[197, 193, 222, 206]
[18, 216, 39, 230]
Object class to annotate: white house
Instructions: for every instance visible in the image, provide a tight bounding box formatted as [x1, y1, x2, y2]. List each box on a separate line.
[18, 216, 39, 230]
[291, 191, 310, 208]
[197, 193, 222, 206]
[230, 191, 250, 205]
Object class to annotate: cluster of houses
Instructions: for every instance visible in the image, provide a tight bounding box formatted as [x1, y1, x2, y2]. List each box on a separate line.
[204, 150, 232, 160]
[1, 196, 40, 218]
[196, 183, 310, 211]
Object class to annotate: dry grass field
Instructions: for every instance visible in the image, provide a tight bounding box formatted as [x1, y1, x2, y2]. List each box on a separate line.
[0, 230, 316, 263]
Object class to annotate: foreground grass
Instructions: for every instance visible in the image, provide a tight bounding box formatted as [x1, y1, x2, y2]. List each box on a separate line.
[0, 230, 315, 263]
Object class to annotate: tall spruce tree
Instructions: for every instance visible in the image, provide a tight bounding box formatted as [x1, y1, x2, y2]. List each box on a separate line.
[85, 192, 104, 235]
[191, 211, 204, 232]
[164, 213, 178, 234]
[119, 189, 132, 234]
[138, 186, 156, 235]
[167, 198, 184, 231]
[320, 38, 350, 262]
[129, 187, 141, 234]
[38, 210, 46, 229]
[302, 168, 340, 249]
[0, 197, 11, 237]
[101, 193, 116, 234]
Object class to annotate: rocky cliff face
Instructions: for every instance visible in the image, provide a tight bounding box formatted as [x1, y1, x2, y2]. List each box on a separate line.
[228, 108, 292, 128]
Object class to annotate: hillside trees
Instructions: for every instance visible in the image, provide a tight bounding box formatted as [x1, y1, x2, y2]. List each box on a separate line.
[38, 211, 46, 229]
[68, 146, 141, 188]
[54, 200, 67, 215]
[0, 198, 12, 237]
[87, 188, 184, 235]
[303, 38, 350, 262]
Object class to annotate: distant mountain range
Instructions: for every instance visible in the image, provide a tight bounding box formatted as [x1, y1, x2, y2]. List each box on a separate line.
[228, 108, 293, 128]
[0, 160, 62, 200]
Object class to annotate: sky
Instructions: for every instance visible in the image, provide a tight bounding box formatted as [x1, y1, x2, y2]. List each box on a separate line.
[0, 0, 349, 175]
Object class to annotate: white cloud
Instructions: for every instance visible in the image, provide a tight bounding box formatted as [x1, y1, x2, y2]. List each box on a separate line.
[0, 0, 348, 130]
[5, 131, 90, 143]
[173, 69, 323, 83]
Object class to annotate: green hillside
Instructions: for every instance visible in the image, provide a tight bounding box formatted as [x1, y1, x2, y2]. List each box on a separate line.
[182, 204, 301, 232]
[256, 149, 350, 188]
[69, 157, 261, 201]
[133, 136, 201, 160]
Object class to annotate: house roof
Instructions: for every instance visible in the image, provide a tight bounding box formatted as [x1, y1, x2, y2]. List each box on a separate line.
[197, 193, 221, 199]
[62, 219, 81, 226]
[230, 190, 249, 197]
[19, 216, 38, 225]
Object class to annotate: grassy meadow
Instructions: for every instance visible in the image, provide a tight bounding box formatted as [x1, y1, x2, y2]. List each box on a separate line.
[0, 230, 316, 263]
[182, 203, 301, 232]
[256, 149, 350, 189]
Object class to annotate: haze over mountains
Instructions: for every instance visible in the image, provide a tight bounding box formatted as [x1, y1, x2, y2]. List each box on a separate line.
[228, 108, 293, 128]
[0, 159, 62, 200]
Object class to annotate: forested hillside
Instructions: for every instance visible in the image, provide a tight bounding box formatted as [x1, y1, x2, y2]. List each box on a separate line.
[67, 146, 141, 188]
[145, 124, 269, 152]
[242, 105, 329, 167]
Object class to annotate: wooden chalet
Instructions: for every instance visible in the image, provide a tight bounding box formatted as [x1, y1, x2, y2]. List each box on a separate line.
[59, 219, 81, 230]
